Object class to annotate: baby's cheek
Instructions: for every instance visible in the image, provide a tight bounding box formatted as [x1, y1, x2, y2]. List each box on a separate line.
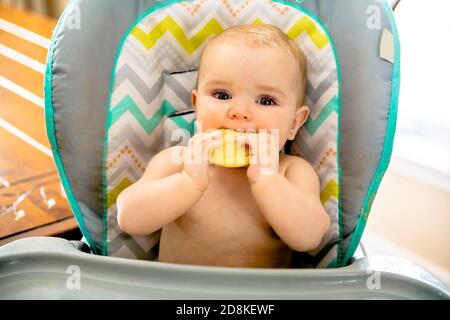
[197, 106, 221, 129]
[265, 124, 290, 149]
[258, 118, 282, 136]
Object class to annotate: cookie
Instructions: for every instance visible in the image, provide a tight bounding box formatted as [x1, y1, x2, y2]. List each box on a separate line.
[209, 129, 250, 168]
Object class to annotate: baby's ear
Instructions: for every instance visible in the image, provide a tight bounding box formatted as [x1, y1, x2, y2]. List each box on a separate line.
[191, 89, 198, 112]
[288, 106, 310, 140]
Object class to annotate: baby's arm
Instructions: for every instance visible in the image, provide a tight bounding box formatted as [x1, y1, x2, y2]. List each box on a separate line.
[116, 146, 203, 235]
[250, 157, 330, 252]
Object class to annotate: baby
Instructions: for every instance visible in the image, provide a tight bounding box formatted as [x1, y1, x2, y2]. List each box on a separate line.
[116, 24, 330, 268]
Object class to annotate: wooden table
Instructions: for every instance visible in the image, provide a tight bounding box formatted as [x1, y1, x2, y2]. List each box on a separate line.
[0, 4, 78, 246]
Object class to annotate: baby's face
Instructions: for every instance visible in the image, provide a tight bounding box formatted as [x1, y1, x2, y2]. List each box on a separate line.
[191, 43, 308, 150]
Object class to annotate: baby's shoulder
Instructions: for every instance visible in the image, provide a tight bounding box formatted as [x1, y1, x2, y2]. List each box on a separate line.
[140, 146, 186, 181]
[149, 145, 186, 163]
[280, 154, 321, 193]
[280, 153, 310, 167]
[280, 153, 316, 177]
[160, 145, 187, 157]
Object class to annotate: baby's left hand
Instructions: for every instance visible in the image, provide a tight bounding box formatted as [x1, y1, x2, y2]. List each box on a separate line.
[237, 131, 280, 184]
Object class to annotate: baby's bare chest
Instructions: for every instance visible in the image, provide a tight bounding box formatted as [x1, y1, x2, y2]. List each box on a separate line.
[159, 158, 294, 267]
[180, 167, 271, 236]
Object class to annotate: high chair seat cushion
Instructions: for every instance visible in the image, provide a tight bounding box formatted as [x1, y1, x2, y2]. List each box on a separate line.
[104, 0, 340, 267]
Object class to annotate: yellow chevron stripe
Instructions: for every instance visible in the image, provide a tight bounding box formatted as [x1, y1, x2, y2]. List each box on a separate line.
[107, 177, 133, 209]
[131, 16, 224, 55]
[320, 179, 338, 205]
[287, 16, 329, 49]
[252, 18, 264, 25]
[131, 14, 329, 54]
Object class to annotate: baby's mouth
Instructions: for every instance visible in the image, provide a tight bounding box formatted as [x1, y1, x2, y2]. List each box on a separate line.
[220, 127, 256, 133]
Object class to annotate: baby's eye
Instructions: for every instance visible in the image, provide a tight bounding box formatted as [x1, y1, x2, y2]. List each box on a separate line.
[212, 90, 231, 100]
[257, 96, 278, 106]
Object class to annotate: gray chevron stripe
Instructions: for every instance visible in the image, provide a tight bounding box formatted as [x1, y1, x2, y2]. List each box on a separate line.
[164, 71, 196, 106]
[108, 118, 191, 179]
[297, 141, 334, 162]
[108, 122, 166, 156]
[307, 57, 335, 77]
[152, 39, 200, 67]
[119, 231, 160, 259]
[108, 161, 142, 183]
[307, 64, 337, 91]
[305, 74, 337, 105]
[304, 96, 313, 107]
[114, 64, 193, 107]
[127, 38, 193, 72]
[109, 231, 159, 259]
[120, 39, 159, 76]
[154, 41, 196, 68]
[303, 47, 335, 73]
[295, 133, 336, 160]
[126, 38, 200, 74]
[106, 219, 120, 235]
[108, 159, 146, 187]
[317, 166, 339, 183]
[108, 119, 189, 186]
[323, 197, 338, 215]
[114, 64, 163, 99]
[110, 115, 190, 155]
[161, 117, 193, 148]
[121, 39, 192, 75]
[107, 222, 159, 246]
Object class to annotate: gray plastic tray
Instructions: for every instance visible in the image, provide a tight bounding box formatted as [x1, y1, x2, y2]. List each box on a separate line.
[0, 237, 449, 299]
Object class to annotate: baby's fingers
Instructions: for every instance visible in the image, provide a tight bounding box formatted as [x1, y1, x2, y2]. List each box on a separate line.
[203, 130, 223, 143]
[202, 139, 222, 163]
[236, 133, 258, 153]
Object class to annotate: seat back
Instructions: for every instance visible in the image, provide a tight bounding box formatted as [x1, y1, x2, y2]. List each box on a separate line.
[45, 0, 400, 267]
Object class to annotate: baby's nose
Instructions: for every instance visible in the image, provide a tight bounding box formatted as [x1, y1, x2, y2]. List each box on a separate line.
[228, 106, 252, 121]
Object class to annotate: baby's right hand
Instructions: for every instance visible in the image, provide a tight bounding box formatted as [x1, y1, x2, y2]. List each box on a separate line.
[182, 129, 223, 192]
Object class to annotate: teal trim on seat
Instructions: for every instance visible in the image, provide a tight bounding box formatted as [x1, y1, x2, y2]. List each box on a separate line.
[326, 258, 337, 268]
[44, 3, 99, 254]
[342, 0, 401, 266]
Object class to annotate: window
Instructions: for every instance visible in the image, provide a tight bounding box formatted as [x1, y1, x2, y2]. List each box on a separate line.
[390, 0, 450, 192]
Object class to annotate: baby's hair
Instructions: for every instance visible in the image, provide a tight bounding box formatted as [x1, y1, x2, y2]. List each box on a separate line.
[196, 23, 307, 107]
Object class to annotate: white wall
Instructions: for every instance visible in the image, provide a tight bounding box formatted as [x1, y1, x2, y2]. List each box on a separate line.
[363, 167, 450, 285]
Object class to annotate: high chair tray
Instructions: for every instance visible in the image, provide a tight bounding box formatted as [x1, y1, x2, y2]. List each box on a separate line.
[0, 237, 448, 299]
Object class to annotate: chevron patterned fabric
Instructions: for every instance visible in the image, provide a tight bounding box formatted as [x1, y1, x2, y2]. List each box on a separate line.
[105, 0, 340, 267]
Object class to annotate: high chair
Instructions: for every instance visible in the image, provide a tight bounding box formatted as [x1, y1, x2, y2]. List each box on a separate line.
[0, 0, 449, 299]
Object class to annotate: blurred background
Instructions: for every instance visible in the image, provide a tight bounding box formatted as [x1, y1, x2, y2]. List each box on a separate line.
[1, 0, 68, 18]
[0, 0, 448, 286]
